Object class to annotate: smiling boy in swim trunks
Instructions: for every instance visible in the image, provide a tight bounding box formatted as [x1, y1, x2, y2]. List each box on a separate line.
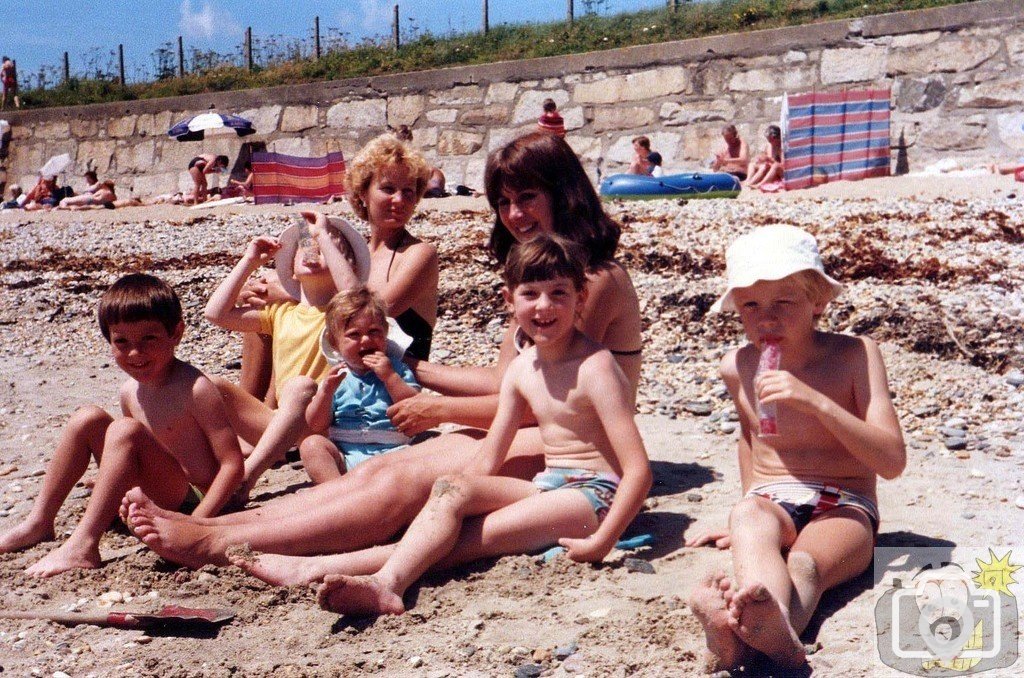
[686, 225, 906, 669]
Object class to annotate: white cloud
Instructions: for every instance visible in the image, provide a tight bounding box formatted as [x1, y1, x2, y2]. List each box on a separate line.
[336, 0, 393, 37]
[179, 0, 241, 41]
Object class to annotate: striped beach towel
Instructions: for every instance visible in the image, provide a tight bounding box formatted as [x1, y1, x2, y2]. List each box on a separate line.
[252, 151, 346, 205]
[783, 89, 891, 190]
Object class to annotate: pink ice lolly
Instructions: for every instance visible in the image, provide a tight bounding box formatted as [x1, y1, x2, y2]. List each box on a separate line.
[755, 339, 781, 437]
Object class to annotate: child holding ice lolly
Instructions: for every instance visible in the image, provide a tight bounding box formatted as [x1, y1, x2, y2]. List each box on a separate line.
[685, 225, 906, 670]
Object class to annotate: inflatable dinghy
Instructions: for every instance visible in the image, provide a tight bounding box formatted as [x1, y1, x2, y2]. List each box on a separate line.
[600, 172, 741, 200]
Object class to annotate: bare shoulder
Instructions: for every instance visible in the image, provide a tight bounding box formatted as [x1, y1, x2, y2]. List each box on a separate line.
[720, 345, 754, 385]
[587, 261, 633, 299]
[818, 331, 879, 363]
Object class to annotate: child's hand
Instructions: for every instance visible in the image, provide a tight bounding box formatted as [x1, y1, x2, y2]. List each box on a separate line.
[362, 352, 393, 379]
[244, 236, 280, 265]
[685, 528, 731, 549]
[755, 370, 822, 414]
[322, 364, 348, 391]
[558, 535, 612, 563]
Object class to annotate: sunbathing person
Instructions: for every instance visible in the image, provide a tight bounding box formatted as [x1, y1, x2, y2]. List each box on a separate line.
[628, 136, 653, 175]
[744, 125, 783, 188]
[58, 180, 117, 209]
[22, 176, 60, 211]
[223, 162, 254, 198]
[711, 125, 750, 181]
[118, 131, 643, 573]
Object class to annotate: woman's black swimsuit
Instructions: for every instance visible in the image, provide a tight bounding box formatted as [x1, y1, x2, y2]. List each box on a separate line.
[386, 232, 434, 361]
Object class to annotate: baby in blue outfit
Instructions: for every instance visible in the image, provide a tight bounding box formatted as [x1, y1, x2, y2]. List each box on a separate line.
[300, 287, 420, 483]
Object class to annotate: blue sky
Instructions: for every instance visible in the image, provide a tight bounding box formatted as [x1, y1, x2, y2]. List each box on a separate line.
[3, 0, 668, 85]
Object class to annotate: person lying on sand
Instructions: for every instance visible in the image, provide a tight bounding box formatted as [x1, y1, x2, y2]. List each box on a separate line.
[0, 275, 244, 576]
[221, 234, 651, 616]
[686, 226, 905, 669]
[57, 180, 116, 210]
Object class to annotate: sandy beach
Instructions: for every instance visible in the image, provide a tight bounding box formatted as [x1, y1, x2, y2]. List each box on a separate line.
[0, 174, 1022, 677]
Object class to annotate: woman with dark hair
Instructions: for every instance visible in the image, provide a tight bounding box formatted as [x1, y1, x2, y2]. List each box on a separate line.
[123, 132, 644, 578]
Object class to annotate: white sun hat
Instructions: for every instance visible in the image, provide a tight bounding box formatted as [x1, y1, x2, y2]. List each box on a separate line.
[276, 216, 371, 300]
[710, 225, 843, 313]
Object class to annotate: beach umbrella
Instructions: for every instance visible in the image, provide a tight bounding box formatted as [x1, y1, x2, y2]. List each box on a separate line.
[168, 112, 255, 142]
[39, 153, 72, 178]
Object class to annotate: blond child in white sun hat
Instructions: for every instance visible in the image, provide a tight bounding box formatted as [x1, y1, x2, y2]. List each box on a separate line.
[687, 224, 906, 670]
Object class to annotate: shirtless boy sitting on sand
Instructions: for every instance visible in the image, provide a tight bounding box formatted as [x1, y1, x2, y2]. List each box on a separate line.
[0, 274, 244, 576]
[214, 233, 652, 614]
[686, 226, 905, 669]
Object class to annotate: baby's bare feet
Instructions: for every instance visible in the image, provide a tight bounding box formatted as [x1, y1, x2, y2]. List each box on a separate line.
[0, 519, 55, 554]
[689, 571, 748, 670]
[317, 574, 405, 617]
[728, 583, 806, 667]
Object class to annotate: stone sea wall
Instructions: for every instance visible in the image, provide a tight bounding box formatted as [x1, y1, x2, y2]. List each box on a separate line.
[3, 0, 1024, 196]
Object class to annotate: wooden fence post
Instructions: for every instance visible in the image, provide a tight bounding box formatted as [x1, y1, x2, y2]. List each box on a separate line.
[483, 0, 489, 35]
[177, 36, 185, 77]
[245, 27, 253, 70]
[118, 44, 125, 85]
[567, 0, 574, 25]
[315, 16, 321, 59]
[63, 52, 69, 83]
[393, 5, 400, 50]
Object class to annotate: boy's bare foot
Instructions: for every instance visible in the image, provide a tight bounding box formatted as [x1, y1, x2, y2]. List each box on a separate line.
[127, 495, 227, 568]
[230, 550, 322, 586]
[727, 583, 806, 667]
[317, 574, 405, 616]
[25, 540, 101, 577]
[0, 519, 55, 554]
[689, 572, 747, 669]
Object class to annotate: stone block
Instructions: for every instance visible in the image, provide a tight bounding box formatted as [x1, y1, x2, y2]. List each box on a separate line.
[413, 126, 438, 149]
[281, 106, 320, 132]
[888, 39, 1000, 75]
[136, 111, 174, 137]
[158, 139, 200, 169]
[566, 136, 601, 162]
[126, 140, 157, 173]
[269, 137, 313, 156]
[10, 143, 45, 174]
[728, 68, 778, 92]
[75, 140, 117, 174]
[896, 76, 949, 112]
[996, 112, 1024, 149]
[430, 85, 483, 106]
[460, 105, 509, 127]
[562, 107, 584, 132]
[573, 67, 690, 105]
[11, 124, 32, 140]
[890, 31, 942, 48]
[485, 82, 518, 104]
[487, 127, 522, 152]
[433, 158, 466, 185]
[541, 77, 562, 89]
[918, 116, 987, 151]
[682, 125, 728, 163]
[512, 90, 569, 124]
[781, 67, 817, 90]
[426, 108, 458, 124]
[1008, 34, 1024, 66]
[326, 99, 387, 130]
[107, 115, 136, 138]
[957, 79, 1024, 108]
[784, 50, 808, 65]
[463, 157, 487, 189]
[386, 95, 425, 128]
[437, 130, 483, 156]
[35, 121, 71, 141]
[240, 106, 282, 135]
[820, 46, 887, 84]
[591, 106, 656, 132]
[70, 118, 100, 138]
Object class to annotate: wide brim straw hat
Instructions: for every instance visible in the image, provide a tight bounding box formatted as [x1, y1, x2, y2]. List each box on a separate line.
[276, 216, 371, 300]
[710, 224, 843, 313]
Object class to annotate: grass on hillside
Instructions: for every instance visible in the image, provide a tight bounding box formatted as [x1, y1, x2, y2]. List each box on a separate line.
[20, 0, 975, 110]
